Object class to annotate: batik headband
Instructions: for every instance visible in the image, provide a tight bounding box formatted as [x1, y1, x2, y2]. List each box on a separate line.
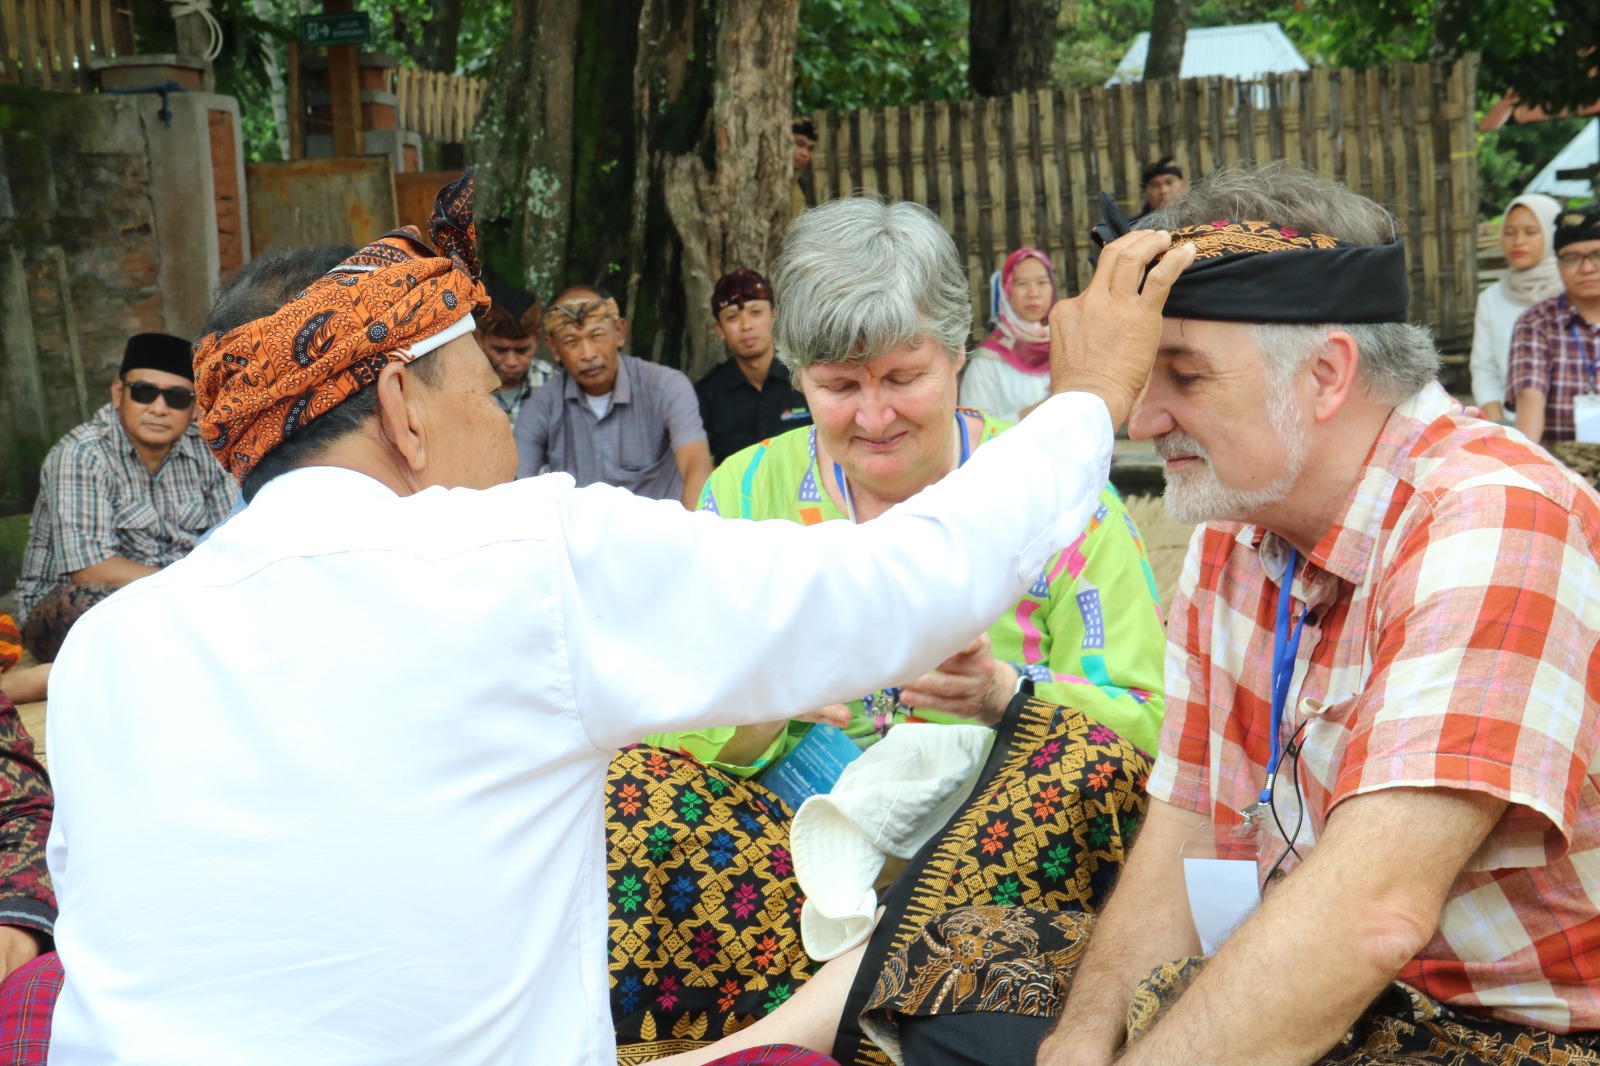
[1089, 193, 1410, 324]
[711, 269, 774, 318]
[543, 295, 621, 336]
[193, 171, 491, 483]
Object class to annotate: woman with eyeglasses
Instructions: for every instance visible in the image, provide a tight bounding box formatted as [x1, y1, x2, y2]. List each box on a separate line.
[11, 332, 236, 667]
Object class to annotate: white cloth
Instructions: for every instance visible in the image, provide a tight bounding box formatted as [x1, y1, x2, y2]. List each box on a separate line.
[1470, 282, 1531, 408]
[791, 724, 993, 960]
[960, 354, 1051, 424]
[583, 390, 612, 419]
[45, 391, 1115, 1066]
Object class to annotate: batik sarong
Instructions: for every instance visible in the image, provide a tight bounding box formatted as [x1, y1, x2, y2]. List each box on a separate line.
[606, 693, 1151, 1064]
[862, 907, 1600, 1066]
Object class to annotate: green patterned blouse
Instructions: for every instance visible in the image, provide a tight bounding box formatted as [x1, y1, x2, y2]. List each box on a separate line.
[640, 410, 1167, 772]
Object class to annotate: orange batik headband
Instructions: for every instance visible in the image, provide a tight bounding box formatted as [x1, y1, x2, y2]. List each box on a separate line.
[192, 171, 491, 483]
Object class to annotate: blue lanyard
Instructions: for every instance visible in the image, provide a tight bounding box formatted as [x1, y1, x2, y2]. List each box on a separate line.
[832, 412, 972, 521]
[836, 413, 973, 733]
[1576, 322, 1599, 394]
[1260, 547, 1309, 806]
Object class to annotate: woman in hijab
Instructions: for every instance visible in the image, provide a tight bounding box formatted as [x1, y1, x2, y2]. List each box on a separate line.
[1471, 193, 1563, 422]
[959, 248, 1057, 422]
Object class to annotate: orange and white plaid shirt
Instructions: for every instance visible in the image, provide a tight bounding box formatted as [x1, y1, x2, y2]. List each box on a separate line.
[1148, 382, 1600, 1032]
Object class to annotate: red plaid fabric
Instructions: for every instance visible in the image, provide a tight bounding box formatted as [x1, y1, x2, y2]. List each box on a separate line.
[706, 1046, 838, 1066]
[1148, 382, 1600, 1032]
[0, 952, 61, 1065]
[1507, 292, 1600, 444]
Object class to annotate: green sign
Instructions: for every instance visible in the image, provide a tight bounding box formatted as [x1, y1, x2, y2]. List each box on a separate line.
[299, 12, 371, 48]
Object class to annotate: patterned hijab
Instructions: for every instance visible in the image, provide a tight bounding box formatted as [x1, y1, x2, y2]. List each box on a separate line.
[1500, 193, 1564, 308]
[980, 248, 1057, 375]
[192, 171, 491, 483]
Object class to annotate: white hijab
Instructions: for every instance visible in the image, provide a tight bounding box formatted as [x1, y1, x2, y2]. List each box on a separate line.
[1500, 193, 1565, 307]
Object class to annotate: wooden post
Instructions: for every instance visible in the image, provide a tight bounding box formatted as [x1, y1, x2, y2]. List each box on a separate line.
[325, 0, 364, 157]
[170, 3, 216, 92]
[287, 41, 305, 160]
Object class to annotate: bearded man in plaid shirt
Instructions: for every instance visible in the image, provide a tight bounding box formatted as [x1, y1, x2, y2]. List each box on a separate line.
[1024, 168, 1600, 1066]
[702, 164, 1600, 1066]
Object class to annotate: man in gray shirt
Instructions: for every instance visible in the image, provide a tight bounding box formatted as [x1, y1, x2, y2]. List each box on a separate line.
[513, 286, 713, 507]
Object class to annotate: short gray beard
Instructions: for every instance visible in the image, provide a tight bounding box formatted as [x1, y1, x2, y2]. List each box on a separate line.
[1155, 372, 1309, 526]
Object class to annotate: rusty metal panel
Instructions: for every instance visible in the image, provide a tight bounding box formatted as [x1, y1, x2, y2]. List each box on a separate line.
[246, 156, 396, 254]
[393, 170, 461, 233]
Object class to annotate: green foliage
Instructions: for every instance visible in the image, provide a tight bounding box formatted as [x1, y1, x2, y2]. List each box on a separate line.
[204, 0, 511, 163]
[1477, 117, 1590, 218]
[1286, 0, 1599, 113]
[1052, 0, 1298, 90]
[794, 0, 968, 113]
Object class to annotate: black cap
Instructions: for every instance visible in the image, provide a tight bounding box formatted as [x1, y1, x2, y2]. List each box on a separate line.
[1555, 205, 1600, 253]
[1141, 155, 1183, 188]
[120, 333, 195, 381]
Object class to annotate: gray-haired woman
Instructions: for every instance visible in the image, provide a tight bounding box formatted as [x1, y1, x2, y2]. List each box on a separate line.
[645, 196, 1166, 769]
[606, 197, 1174, 1063]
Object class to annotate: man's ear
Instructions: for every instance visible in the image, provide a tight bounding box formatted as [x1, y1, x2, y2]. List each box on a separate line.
[374, 361, 428, 474]
[614, 318, 629, 347]
[110, 377, 124, 406]
[1310, 330, 1361, 424]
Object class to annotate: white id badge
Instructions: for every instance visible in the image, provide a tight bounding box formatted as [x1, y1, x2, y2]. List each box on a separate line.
[1575, 393, 1600, 444]
[1179, 822, 1261, 955]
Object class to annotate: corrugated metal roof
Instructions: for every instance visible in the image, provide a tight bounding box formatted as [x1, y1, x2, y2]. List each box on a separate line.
[1524, 119, 1598, 201]
[1107, 22, 1309, 85]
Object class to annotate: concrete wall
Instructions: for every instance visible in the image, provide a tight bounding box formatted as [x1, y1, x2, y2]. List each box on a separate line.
[0, 85, 247, 516]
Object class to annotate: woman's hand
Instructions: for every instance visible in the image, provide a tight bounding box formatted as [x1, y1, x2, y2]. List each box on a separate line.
[899, 634, 1018, 726]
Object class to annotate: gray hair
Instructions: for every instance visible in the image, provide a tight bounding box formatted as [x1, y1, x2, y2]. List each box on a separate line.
[1141, 162, 1439, 404]
[772, 196, 971, 374]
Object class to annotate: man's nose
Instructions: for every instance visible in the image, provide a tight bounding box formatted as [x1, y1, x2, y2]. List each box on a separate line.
[1125, 386, 1169, 442]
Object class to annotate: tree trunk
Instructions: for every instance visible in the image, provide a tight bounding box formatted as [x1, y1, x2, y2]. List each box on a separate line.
[1142, 0, 1189, 80]
[968, 0, 1063, 97]
[392, 0, 465, 72]
[251, 0, 291, 160]
[627, 0, 712, 363]
[1426, 0, 1467, 64]
[466, 0, 581, 297]
[659, 0, 800, 380]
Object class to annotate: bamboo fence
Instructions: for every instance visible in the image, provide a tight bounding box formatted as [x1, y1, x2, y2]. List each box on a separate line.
[0, 0, 131, 92]
[395, 66, 485, 144]
[807, 57, 1481, 348]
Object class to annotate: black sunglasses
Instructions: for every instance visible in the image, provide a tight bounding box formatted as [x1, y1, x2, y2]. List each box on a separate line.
[125, 380, 196, 410]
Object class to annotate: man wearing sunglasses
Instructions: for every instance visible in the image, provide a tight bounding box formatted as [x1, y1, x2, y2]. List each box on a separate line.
[13, 333, 234, 662]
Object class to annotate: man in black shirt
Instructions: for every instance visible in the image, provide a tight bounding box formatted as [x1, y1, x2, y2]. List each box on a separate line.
[694, 269, 812, 464]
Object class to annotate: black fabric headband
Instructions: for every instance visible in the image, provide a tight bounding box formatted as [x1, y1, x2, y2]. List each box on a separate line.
[1089, 193, 1411, 324]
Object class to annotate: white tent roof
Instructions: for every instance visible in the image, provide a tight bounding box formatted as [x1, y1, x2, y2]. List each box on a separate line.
[1524, 119, 1599, 202]
[1107, 22, 1309, 85]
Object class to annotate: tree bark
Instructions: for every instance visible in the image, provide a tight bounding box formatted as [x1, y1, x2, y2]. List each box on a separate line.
[659, 0, 800, 380]
[1426, 0, 1467, 64]
[251, 0, 291, 160]
[391, 0, 465, 72]
[968, 0, 1063, 97]
[466, 0, 581, 297]
[1142, 0, 1189, 81]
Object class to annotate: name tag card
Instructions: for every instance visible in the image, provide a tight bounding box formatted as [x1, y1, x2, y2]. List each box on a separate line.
[1179, 822, 1262, 954]
[1575, 394, 1600, 444]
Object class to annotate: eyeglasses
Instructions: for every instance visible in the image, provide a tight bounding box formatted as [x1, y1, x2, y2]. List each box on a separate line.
[1558, 251, 1600, 270]
[124, 380, 196, 410]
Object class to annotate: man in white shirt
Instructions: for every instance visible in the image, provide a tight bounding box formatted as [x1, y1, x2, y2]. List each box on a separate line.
[39, 174, 1193, 1066]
